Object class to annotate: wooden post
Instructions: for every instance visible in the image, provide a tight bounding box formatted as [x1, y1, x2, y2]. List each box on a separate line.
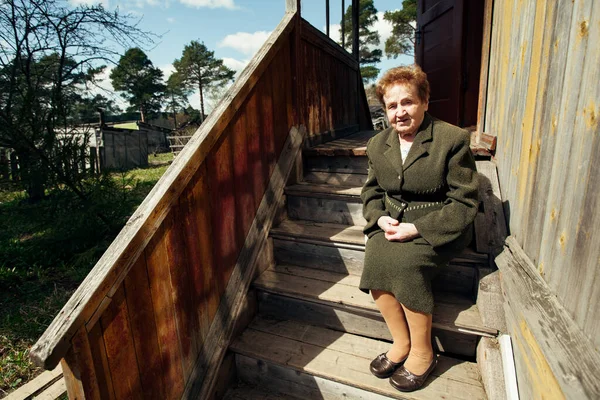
[285, 0, 300, 14]
[326, 0, 330, 37]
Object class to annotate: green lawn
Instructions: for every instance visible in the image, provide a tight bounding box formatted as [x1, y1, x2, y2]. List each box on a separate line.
[0, 152, 174, 397]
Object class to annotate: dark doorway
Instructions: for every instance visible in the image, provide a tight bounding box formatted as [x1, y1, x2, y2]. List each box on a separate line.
[416, 0, 485, 128]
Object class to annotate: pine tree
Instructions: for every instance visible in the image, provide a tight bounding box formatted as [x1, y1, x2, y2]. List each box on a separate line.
[165, 72, 190, 129]
[340, 0, 382, 83]
[383, 0, 417, 59]
[110, 48, 166, 123]
[173, 41, 235, 122]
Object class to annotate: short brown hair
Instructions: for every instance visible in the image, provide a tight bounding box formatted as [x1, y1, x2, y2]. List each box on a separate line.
[376, 65, 430, 105]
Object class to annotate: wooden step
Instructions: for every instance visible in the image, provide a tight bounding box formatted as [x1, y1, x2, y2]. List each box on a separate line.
[303, 130, 376, 157]
[270, 219, 485, 297]
[285, 183, 365, 225]
[230, 316, 487, 400]
[223, 383, 303, 400]
[303, 170, 368, 186]
[253, 265, 496, 338]
[271, 220, 488, 264]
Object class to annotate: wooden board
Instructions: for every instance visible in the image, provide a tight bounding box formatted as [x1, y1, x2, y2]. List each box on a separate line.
[271, 219, 488, 264]
[231, 317, 486, 400]
[257, 292, 478, 358]
[474, 160, 507, 255]
[144, 224, 185, 399]
[496, 236, 600, 399]
[253, 265, 494, 336]
[303, 171, 368, 187]
[123, 255, 167, 399]
[287, 196, 366, 226]
[99, 285, 143, 399]
[4, 365, 63, 400]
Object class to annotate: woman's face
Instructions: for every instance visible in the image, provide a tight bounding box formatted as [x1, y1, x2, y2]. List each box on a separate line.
[383, 83, 428, 137]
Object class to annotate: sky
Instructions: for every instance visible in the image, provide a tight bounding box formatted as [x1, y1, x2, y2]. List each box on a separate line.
[72, 0, 413, 112]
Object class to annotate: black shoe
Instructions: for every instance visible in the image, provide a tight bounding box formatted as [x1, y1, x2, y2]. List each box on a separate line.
[389, 358, 437, 392]
[369, 353, 406, 379]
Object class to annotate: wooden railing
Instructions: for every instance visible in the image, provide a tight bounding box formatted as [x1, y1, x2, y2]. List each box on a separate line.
[29, 2, 371, 399]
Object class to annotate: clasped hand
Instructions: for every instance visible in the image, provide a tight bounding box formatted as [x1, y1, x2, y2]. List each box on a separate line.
[377, 216, 420, 242]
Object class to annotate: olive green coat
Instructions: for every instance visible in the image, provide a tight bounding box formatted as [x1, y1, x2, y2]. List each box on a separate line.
[359, 113, 479, 313]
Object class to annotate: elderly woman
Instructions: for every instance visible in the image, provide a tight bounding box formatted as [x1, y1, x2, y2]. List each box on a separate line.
[360, 65, 478, 392]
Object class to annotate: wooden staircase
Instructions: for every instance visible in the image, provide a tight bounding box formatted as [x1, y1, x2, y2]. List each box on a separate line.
[223, 130, 498, 399]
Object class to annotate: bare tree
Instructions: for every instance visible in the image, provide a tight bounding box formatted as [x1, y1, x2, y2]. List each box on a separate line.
[0, 0, 154, 202]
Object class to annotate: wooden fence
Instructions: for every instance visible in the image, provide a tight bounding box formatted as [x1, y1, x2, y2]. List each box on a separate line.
[29, 3, 371, 399]
[0, 147, 99, 183]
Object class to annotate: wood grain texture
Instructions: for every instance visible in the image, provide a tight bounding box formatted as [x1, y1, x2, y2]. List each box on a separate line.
[5, 365, 63, 400]
[231, 318, 486, 400]
[123, 256, 167, 399]
[253, 264, 494, 336]
[486, 0, 600, 351]
[144, 224, 185, 399]
[99, 285, 143, 400]
[496, 236, 600, 399]
[61, 327, 102, 400]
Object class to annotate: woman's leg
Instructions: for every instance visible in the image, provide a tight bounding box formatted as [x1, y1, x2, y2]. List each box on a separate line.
[372, 290, 411, 362]
[401, 304, 434, 374]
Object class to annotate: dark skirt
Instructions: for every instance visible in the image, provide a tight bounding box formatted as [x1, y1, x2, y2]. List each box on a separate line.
[359, 232, 456, 314]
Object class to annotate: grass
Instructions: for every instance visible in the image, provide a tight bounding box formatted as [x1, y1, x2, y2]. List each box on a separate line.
[0, 152, 174, 398]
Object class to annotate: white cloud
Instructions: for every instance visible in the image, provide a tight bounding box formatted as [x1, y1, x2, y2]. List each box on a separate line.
[167, 17, 176, 23]
[179, 0, 237, 9]
[373, 11, 394, 52]
[218, 31, 271, 56]
[325, 23, 342, 44]
[159, 64, 176, 80]
[222, 57, 248, 76]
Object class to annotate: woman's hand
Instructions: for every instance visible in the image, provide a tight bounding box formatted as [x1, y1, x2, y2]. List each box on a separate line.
[377, 216, 420, 242]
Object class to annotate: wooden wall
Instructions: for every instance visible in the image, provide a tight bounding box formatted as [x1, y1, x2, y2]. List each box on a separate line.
[299, 20, 372, 145]
[486, 0, 599, 346]
[31, 8, 372, 399]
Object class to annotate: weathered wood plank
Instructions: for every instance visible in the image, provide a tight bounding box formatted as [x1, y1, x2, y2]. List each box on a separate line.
[30, 11, 297, 370]
[86, 321, 114, 399]
[123, 256, 167, 399]
[254, 265, 494, 335]
[246, 88, 267, 211]
[231, 108, 255, 245]
[474, 160, 507, 255]
[496, 236, 600, 399]
[231, 323, 486, 400]
[181, 126, 305, 399]
[100, 285, 143, 400]
[61, 326, 102, 400]
[30, 378, 66, 400]
[145, 225, 185, 399]
[257, 293, 478, 357]
[4, 365, 62, 400]
[208, 132, 238, 289]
